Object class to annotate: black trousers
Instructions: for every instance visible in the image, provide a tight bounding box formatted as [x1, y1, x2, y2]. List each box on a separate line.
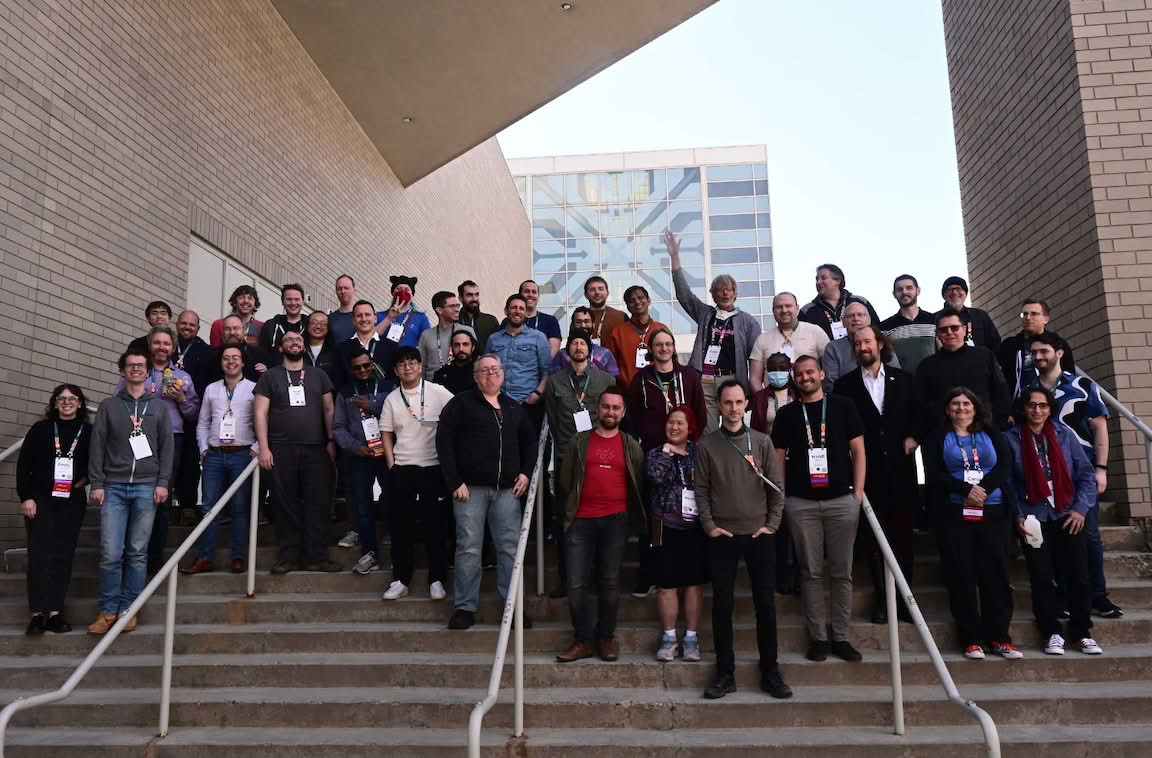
[268, 443, 332, 563]
[708, 534, 778, 675]
[388, 464, 450, 585]
[24, 494, 86, 613]
[147, 432, 183, 574]
[175, 431, 201, 511]
[935, 514, 1014, 647]
[1023, 517, 1093, 641]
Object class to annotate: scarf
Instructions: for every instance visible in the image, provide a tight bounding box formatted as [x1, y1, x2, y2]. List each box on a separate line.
[1020, 421, 1074, 512]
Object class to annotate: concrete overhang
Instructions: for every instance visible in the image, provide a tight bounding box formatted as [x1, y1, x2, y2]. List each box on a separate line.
[270, 0, 718, 186]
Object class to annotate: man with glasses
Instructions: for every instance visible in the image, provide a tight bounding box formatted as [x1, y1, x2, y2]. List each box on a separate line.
[419, 291, 476, 381]
[917, 310, 1011, 428]
[604, 285, 669, 394]
[939, 276, 1001, 352]
[999, 298, 1077, 398]
[822, 301, 901, 392]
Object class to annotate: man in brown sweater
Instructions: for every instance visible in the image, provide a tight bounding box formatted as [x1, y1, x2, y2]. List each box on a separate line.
[697, 379, 790, 701]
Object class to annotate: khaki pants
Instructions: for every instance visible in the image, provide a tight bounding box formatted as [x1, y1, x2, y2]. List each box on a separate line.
[785, 493, 860, 642]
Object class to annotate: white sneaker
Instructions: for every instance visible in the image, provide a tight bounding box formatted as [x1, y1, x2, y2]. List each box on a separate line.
[1080, 638, 1103, 655]
[382, 580, 409, 600]
[351, 551, 378, 575]
[429, 581, 447, 600]
[1044, 634, 1066, 655]
[963, 645, 985, 660]
[337, 531, 360, 549]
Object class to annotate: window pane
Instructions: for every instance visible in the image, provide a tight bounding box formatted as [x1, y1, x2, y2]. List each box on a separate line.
[755, 180, 770, 196]
[638, 268, 673, 301]
[681, 266, 708, 301]
[713, 263, 760, 282]
[533, 175, 564, 207]
[707, 180, 755, 198]
[646, 302, 669, 325]
[761, 297, 776, 316]
[758, 228, 773, 246]
[758, 246, 773, 262]
[711, 230, 757, 248]
[532, 240, 566, 274]
[708, 196, 756, 215]
[760, 262, 775, 280]
[708, 164, 754, 181]
[601, 236, 634, 269]
[668, 167, 701, 199]
[755, 195, 771, 211]
[566, 206, 600, 237]
[532, 207, 565, 240]
[672, 303, 697, 337]
[599, 205, 633, 237]
[637, 233, 705, 267]
[603, 270, 638, 304]
[761, 280, 775, 297]
[634, 201, 668, 236]
[566, 173, 600, 205]
[537, 272, 568, 303]
[710, 213, 756, 231]
[539, 290, 565, 307]
[566, 238, 598, 271]
[669, 200, 703, 234]
[712, 247, 758, 265]
[757, 213, 771, 229]
[564, 271, 589, 303]
[753, 163, 768, 179]
[742, 298, 762, 316]
[632, 169, 666, 202]
[601, 172, 631, 204]
[738, 281, 761, 298]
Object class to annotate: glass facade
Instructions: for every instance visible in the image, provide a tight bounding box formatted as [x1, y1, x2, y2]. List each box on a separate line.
[517, 159, 774, 340]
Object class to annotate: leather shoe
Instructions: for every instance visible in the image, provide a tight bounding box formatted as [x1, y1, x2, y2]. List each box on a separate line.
[548, 586, 568, 599]
[180, 559, 215, 575]
[231, 559, 246, 574]
[831, 640, 863, 662]
[806, 640, 830, 662]
[556, 642, 596, 663]
[703, 672, 736, 699]
[26, 615, 46, 636]
[270, 560, 298, 575]
[761, 669, 793, 699]
[871, 604, 888, 625]
[598, 638, 619, 662]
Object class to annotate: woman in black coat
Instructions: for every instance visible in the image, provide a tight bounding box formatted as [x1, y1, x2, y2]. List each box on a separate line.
[17, 384, 92, 634]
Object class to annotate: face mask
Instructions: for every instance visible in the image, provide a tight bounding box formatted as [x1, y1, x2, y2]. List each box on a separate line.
[766, 371, 790, 389]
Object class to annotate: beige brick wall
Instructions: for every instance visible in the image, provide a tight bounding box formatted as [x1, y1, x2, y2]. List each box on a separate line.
[943, 0, 1152, 517]
[0, 0, 529, 550]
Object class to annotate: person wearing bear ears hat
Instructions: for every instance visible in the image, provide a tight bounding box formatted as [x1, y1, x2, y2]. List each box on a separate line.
[374, 275, 430, 350]
[938, 276, 1001, 353]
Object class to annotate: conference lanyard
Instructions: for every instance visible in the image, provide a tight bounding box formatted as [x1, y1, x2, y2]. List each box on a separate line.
[801, 398, 829, 488]
[399, 380, 427, 421]
[52, 422, 82, 497]
[173, 342, 192, 370]
[723, 429, 784, 495]
[801, 397, 827, 449]
[647, 370, 684, 413]
[569, 373, 589, 410]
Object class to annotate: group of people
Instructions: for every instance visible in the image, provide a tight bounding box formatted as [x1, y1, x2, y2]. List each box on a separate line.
[15, 230, 1120, 702]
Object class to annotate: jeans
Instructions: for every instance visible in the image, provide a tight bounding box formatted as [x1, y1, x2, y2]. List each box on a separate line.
[1024, 516, 1093, 641]
[148, 433, 182, 574]
[709, 533, 778, 674]
[24, 494, 86, 613]
[935, 514, 1015, 647]
[785, 493, 860, 642]
[268, 443, 332, 563]
[345, 454, 389, 556]
[1082, 504, 1108, 603]
[389, 464, 450, 585]
[197, 450, 253, 561]
[99, 483, 158, 614]
[565, 512, 629, 644]
[453, 486, 520, 612]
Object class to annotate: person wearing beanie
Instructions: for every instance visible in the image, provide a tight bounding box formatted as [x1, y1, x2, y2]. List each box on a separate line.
[938, 276, 1001, 353]
[374, 275, 431, 350]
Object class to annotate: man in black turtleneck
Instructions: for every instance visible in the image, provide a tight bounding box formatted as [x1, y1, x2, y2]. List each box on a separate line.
[917, 309, 1011, 428]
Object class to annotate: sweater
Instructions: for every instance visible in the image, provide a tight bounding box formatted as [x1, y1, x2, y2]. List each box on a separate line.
[89, 388, 174, 489]
[672, 267, 761, 388]
[696, 425, 784, 535]
[16, 418, 91, 501]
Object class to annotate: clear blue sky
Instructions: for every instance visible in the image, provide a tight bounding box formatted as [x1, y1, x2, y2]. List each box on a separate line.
[498, 0, 968, 317]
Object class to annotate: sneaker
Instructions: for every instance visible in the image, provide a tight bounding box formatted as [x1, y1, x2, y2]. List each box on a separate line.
[87, 613, 117, 636]
[964, 645, 986, 660]
[429, 581, 447, 600]
[448, 609, 475, 630]
[806, 640, 830, 662]
[1080, 638, 1104, 655]
[1044, 634, 1066, 655]
[25, 615, 46, 636]
[631, 584, 657, 599]
[352, 551, 379, 575]
[44, 614, 71, 634]
[702, 672, 736, 700]
[991, 641, 1023, 660]
[655, 634, 679, 662]
[682, 635, 701, 662]
[337, 531, 360, 548]
[831, 640, 862, 662]
[382, 580, 409, 600]
[303, 559, 343, 573]
[270, 560, 298, 575]
[1093, 598, 1124, 619]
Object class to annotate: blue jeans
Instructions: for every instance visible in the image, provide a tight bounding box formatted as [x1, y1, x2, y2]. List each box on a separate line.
[345, 454, 389, 556]
[1082, 504, 1107, 603]
[198, 450, 253, 561]
[453, 486, 520, 612]
[99, 483, 157, 614]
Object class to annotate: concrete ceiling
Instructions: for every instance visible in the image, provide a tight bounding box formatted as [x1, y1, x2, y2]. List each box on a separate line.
[269, 0, 719, 186]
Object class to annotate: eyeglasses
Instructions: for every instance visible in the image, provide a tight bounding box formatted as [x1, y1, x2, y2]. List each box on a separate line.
[937, 324, 964, 333]
[1020, 311, 1044, 319]
[395, 360, 421, 370]
[1025, 402, 1050, 410]
[475, 367, 502, 376]
[56, 397, 79, 403]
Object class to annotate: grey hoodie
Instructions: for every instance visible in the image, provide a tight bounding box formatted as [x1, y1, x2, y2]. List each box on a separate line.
[89, 387, 174, 489]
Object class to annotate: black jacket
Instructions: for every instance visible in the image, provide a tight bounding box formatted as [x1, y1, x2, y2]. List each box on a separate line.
[304, 340, 341, 385]
[998, 329, 1076, 398]
[798, 289, 881, 340]
[833, 365, 925, 506]
[921, 425, 1015, 523]
[917, 345, 1011, 428]
[937, 306, 1001, 353]
[259, 314, 306, 359]
[433, 361, 476, 395]
[435, 389, 538, 492]
[333, 335, 399, 395]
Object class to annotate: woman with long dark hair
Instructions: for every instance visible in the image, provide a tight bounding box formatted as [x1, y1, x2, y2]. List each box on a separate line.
[17, 384, 92, 634]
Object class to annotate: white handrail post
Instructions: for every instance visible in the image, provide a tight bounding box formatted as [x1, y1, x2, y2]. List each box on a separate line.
[247, 466, 260, 598]
[536, 447, 545, 597]
[159, 570, 177, 737]
[885, 564, 904, 735]
[514, 558, 525, 737]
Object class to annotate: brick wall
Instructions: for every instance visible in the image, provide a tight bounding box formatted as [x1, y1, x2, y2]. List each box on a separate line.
[0, 0, 529, 551]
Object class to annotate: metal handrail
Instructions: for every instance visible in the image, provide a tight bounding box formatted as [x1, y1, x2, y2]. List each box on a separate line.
[1075, 368, 1152, 504]
[860, 493, 1000, 757]
[0, 409, 97, 465]
[467, 419, 550, 758]
[0, 458, 262, 755]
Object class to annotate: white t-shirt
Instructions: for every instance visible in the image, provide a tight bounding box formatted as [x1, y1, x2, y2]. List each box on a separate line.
[379, 380, 455, 467]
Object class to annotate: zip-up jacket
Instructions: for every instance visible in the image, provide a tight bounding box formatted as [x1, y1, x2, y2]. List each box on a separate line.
[798, 288, 881, 340]
[558, 430, 647, 533]
[332, 380, 389, 451]
[435, 389, 537, 492]
[259, 314, 306, 358]
[89, 388, 174, 489]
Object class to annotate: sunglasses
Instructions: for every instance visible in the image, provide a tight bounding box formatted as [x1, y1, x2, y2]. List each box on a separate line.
[937, 324, 964, 334]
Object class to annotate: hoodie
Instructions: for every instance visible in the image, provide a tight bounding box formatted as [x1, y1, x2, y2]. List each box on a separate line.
[89, 387, 174, 489]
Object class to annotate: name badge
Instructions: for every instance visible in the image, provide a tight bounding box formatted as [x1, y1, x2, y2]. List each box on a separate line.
[52, 457, 74, 498]
[807, 448, 829, 488]
[704, 344, 721, 366]
[830, 320, 847, 340]
[681, 488, 698, 520]
[129, 432, 153, 461]
[782, 344, 796, 361]
[635, 346, 649, 369]
[386, 323, 404, 343]
[965, 335, 975, 347]
[361, 416, 381, 441]
[288, 385, 306, 407]
[219, 413, 236, 443]
[573, 409, 592, 432]
[1046, 479, 1055, 507]
[962, 504, 984, 522]
[963, 469, 983, 486]
[590, 338, 601, 347]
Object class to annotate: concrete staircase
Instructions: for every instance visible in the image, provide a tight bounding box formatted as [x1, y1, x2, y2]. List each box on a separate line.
[2, 509, 1151, 756]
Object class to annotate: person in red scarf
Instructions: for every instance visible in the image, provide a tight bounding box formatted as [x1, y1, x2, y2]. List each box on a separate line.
[1005, 386, 1102, 657]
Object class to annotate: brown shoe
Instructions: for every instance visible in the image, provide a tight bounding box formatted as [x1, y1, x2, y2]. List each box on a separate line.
[180, 559, 215, 575]
[231, 559, 246, 574]
[87, 613, 117, 636]
[120, 612, 137, 632]
[599, 638, 619, 662]
[555, 642, 596, 663]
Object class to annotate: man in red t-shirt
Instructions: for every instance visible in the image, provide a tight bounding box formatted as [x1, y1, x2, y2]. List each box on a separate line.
[555, 389, 645, 663]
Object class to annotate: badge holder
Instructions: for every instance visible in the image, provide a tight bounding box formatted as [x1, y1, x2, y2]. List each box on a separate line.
[681, 488, 698, 521]
[573, 409, 592, 432]
[634, 346, 649, 369]
[808, 448, 829, 488]
[129, 432, 153, 461]
[387, 322, 405, 343]
[830, 321, 847, 340]
[219, 412, 236, 445]
[52, 457, 74, 498]
[288, 384, 307, 407]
